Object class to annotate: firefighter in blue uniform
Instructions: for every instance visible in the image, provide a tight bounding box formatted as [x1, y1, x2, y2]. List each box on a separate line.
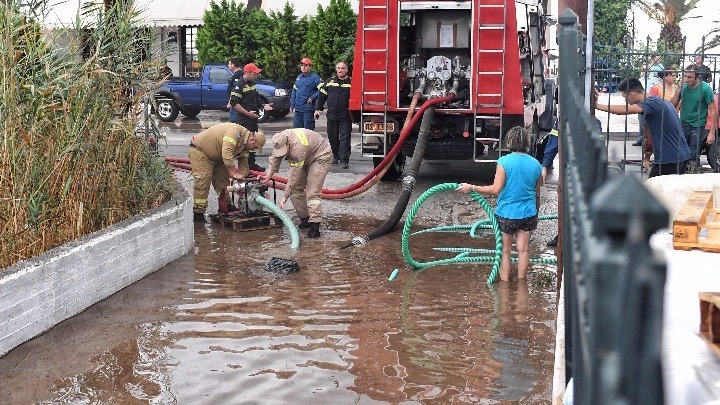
[315, 61, 353, 169]
[290, 57, 323, 130]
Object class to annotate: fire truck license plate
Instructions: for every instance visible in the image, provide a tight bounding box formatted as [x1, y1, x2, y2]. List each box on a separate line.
[364, 122, 395, 133]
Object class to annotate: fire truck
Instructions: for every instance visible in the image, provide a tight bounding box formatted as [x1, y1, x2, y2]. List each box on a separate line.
[349, 0, 554, 180]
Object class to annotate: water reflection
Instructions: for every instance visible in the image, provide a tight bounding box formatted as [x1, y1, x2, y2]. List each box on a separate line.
[0, 217, 556, 404]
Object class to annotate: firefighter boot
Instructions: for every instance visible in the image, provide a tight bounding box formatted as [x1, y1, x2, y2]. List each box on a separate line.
[298, 217, 310, 229]
[248, 152, 265, 172]
[218, 189, 230, 215]
[193, 213, 206, 222]
[307, 222, 320, 238]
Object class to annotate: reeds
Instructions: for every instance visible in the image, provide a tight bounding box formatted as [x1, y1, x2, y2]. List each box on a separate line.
[0, 0, 172, 269]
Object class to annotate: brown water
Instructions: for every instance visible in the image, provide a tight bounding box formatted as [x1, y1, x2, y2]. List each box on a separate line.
[0, 217, 556, 404]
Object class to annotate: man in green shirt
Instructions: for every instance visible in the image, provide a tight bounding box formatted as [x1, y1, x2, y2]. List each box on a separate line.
[671, 65, 717, 173]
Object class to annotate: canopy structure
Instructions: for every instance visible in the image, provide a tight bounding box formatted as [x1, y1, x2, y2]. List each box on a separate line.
[41, 0, 213, 28]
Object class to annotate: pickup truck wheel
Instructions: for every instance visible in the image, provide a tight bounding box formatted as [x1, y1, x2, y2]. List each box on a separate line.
[270, 109, 290, 119]
[156, 99, 179, 122]
[182, 107, 201, 119]
[258, 96, 271, 124]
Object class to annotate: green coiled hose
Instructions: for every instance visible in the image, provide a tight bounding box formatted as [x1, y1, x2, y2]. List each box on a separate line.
[401, 183, 557, 285]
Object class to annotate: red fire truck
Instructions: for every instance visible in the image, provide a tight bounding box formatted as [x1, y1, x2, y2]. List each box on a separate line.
[349, 0, 554, 180]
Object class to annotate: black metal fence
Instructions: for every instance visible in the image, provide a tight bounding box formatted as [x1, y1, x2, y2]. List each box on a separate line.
[558, 10, 671, 404]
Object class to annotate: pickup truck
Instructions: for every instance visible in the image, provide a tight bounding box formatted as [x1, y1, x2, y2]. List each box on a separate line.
[154, 64, 291, 123]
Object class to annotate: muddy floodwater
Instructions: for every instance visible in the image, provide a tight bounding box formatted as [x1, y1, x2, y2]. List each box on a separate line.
[0, 215, 557, 404]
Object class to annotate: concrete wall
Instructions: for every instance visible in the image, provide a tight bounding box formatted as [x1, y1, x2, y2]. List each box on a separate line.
[0, 183, 194, 357]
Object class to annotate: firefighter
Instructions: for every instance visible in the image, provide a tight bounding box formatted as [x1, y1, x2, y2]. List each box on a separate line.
[290, 57, 322, 130]
[315, 60, 352, 169]
[230, 62, 273, 172]
[258, 128, 332, 238]
[189, 123, 266, 222]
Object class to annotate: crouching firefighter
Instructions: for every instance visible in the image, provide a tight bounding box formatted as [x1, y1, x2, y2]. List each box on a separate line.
[189, 123, 266, 222]
[259, 128, 331, 238]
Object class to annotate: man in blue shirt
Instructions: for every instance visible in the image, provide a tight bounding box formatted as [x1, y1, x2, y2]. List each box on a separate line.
[595, 78, 689, 177]
[290, 57, 323, 130]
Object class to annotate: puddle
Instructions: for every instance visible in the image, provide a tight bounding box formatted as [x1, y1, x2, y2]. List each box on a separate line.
[0, 215, 557, 404]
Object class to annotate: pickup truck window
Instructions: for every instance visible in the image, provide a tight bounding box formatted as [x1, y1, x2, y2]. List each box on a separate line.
[209, 67, 232, 84]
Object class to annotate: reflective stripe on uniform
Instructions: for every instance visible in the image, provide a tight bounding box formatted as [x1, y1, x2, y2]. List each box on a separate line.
[242, 85, 256, 92]
[340, 84, 351, 88]
[194, 198, 207, 204]
[293, 84, 298, 89]
[230, 91, 243, 98]
[289, 160, 305, 168]
[223, 136, 237, 145]
[319, 88, 328, 95]
[550, 129, 558, 136]
[327, 82, 339, 87]
[291, 128, 309, 146]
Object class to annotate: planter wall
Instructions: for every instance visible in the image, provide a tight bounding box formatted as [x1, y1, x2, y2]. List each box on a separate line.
[0, 183, 193, 357]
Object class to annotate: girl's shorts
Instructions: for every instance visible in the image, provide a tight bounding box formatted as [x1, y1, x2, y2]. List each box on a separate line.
[495, 214, 538, 236]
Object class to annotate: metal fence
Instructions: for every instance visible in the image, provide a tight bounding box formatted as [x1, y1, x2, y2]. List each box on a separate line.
[558, 10, 671, 404]
[592, 30, 720, 176]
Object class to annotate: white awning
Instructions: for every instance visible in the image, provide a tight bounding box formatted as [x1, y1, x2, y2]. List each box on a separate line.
[41, 0, 214, 28]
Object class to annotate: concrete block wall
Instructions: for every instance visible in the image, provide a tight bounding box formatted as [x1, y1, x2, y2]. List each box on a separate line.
[0, 183, 194, 357]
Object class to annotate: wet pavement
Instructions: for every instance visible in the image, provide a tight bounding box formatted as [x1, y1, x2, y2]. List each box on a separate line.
[0, 111, 560, 404]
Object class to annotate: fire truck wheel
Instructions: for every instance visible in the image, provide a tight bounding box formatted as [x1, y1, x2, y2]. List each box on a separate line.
[374, 153, 405, 181]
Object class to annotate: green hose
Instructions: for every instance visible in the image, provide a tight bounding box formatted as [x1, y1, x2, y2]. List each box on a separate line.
[402, 183, 503, 284]
[401, 182, 557, 284]
[255, 195, 300, 249]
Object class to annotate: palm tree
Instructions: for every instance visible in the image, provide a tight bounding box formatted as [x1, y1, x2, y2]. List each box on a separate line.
[633, 0, 701, 51]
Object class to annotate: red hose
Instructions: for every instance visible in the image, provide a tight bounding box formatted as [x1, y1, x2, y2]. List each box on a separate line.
[163, 94, 453, 198]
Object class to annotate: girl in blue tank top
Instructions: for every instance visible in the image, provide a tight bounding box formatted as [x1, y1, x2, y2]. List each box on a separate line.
[457, 127, 543, 281]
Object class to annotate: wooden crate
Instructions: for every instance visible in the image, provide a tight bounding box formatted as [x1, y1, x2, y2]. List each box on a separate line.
[212, 213, 284, 232]
[673, 191, 720, 252]
[699, 292, 720, 357]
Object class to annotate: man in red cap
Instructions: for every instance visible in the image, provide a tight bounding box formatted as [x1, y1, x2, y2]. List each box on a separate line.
[230, 62, 273, 171]
[290, 57, 322, 130]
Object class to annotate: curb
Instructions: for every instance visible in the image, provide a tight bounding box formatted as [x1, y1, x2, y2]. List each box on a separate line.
[0, 180, 194, 357]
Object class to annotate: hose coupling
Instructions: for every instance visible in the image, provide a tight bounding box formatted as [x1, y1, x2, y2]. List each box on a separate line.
[351, 236, 369, 246]
[401, 175, 416, 190]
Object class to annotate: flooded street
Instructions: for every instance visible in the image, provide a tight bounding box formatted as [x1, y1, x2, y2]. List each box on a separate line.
[0, 218, 557, 404]
[0, 112, 559, 404]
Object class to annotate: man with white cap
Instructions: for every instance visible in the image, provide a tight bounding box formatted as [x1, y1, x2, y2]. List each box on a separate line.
[258, 128, 332, 238]
[189, 123, 266, 222]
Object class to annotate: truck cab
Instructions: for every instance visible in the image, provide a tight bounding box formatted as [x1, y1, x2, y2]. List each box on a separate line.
[154, 64, 291, 123]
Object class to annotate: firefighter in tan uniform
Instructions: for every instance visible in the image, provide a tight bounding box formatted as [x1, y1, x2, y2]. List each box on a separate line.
[259, 128, 332, 238]
[189, 123, 266, 222]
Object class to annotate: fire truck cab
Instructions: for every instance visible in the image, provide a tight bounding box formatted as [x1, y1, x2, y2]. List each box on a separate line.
[350, 0, 553, 179]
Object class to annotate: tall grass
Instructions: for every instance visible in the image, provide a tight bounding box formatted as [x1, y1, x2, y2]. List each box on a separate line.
[0, 0, 173, 269]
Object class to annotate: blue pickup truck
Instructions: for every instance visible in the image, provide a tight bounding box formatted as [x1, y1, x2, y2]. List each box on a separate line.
[154, 64, 291, 123]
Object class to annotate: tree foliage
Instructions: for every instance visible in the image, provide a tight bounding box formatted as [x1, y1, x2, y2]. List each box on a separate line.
[196, 0, 272, 66]
[594, 0, 632, 46]
[303, 0, 357, 79]
[256, 2, 308, 82]
[195, 0, 358, 81]
[632, 0, 702, 52]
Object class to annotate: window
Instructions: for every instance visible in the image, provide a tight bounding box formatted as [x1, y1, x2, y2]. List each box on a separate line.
[180, 26, 199, 77]
[209, 67, 232, 84]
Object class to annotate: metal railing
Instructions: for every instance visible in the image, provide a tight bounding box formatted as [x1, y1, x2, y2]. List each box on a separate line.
[558, 10, 670, 404]
[592, 30, 720, 175]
